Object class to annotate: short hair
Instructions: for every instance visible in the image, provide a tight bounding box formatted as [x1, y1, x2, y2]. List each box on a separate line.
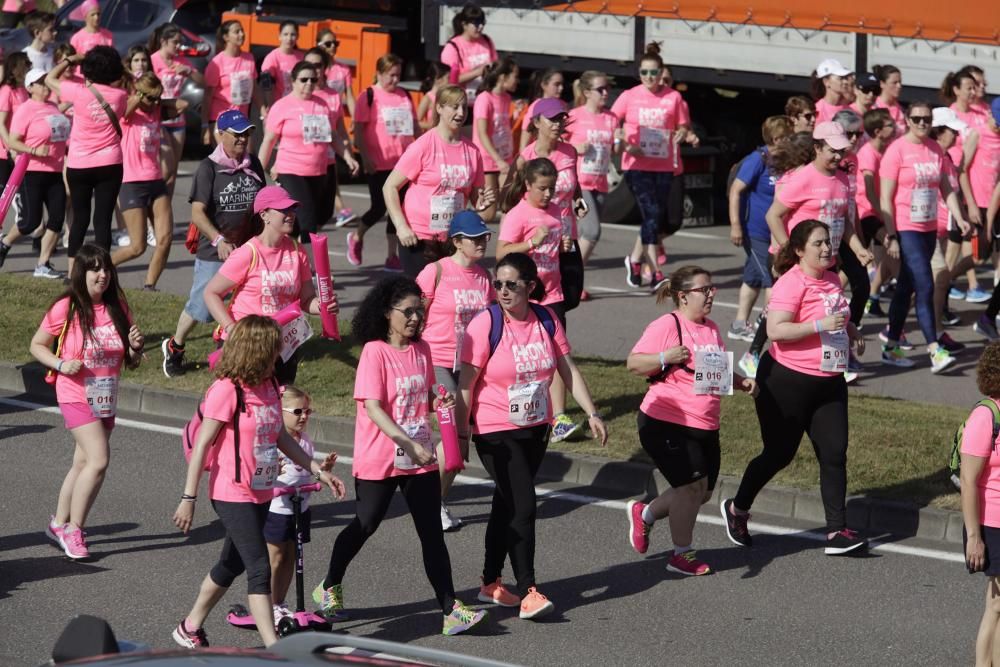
[785, 95, 815, 117]
[376, 53, 403, 75]
[977, 343, 1000, 397]
[24, 10, 54, 38]
[863, 108, 892, 136]
[81, 45, 125, 85]
[290, 61, 317, 81]
[762, 115, 793, 145]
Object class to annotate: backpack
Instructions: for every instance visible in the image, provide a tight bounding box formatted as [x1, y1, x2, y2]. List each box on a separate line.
[646, 313, 694, 385]
[486, 302, 556, 358]
[950, 399, 1000, 489]
[183, 380, 247, 481]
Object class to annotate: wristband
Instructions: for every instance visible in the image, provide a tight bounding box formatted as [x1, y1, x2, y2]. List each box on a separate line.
[589, 412, 603, 420]
[658, 351, 667, 371]
[56, 359, 64, 373]
[211, 235, 224, 248]
[181, 494, 196, 502]
[814, 319, 823, 333]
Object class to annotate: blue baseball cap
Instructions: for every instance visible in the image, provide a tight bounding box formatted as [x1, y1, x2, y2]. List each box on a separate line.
[217, 109, 255, 133]
[448, 210, 490, 238]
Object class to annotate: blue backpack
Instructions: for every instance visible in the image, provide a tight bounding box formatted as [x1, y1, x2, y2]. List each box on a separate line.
[486, 303, 557, 358]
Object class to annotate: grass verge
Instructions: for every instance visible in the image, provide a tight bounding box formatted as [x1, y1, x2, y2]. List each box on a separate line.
[0, 273, 965, 509]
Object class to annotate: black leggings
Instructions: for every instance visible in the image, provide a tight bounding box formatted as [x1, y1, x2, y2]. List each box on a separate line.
[324, 471, 456, 614]
[474, 424, 549, 597]
[838, 241, 871, 326]
[19, 171, 66, 236]
[209, 499, 272, 595]
[734, 353, 849, 532]
[66, 163, 123, 257]
[360, 169, 397, 234]
[278, 173, 325, 244]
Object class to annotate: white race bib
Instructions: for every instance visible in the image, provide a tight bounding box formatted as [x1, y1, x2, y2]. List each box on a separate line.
[693, 350, 733, 396]
[250, 442, 279, 490]
[328, 78, 346, 93]
[581, 143, 610, 175]
[819, 329, 850, 373]
[280, 314, 313, 362]
[230, 71, 252, 106]
[381, 106, 413, 137]
[85, 375, 118, 418]
[910, 187, 937, 224]
[507, 381, 549, 427]
[430, 191, 464, 232]
[395, 420, 435, 470]
[825, 216, 845, 253]
[492, 124, 512, 161]
[301, 114, 332, 144]
[46, 114, 71, 143]
[638, 126, 669, 158]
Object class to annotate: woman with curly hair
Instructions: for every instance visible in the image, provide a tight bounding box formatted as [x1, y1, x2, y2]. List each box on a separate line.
[314, 276, 488, 637]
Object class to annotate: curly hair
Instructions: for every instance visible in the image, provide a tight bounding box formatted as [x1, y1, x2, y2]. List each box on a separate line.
[352, 277, 424, 344]
[977, 343, 1000, 397]
[769, 131, 814, 176]
[82, 45, 125, 85]
[495, 252, 546, 302]
[774, 220, 829, 275]
[215, 315, 281, 387]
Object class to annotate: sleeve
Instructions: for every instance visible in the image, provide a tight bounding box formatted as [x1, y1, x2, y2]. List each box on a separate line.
[204, 59, 220, 88]
[188, 160, 214, 206]
[58, 81, 81, 107]
[394, 139, 424, 181]
[264, 99, 285, 135]
[961, 403, 999, 458]
[0, 87, 12, 114]
[8, 105, 28, 138]
[353, 88, 371, 123]
[440, 41, 460, 80]
[473, 92, 489, 121]
[460, 310, 491, 368]
[736, 151, 763, 187]
[609, 90, 628, 122]
[41, 297, 71, 335]
[353, 343, 387, 402]
[858, 146, 877, 174]
[630, 316, 677, 355]
[261, 51, 278, 79]
[202, 379, 238, 422]
[767, 271, 805, 315]
[777, 170, 806, 209]
[471, 148, 485, 188]
[218, 243, 252, 284]
[415, 262, 436, 300]
[879, 143, 901, 181]
[69, 31, 82, 53]
[677, 98, 691, 126]
[498, 207, 523, 242]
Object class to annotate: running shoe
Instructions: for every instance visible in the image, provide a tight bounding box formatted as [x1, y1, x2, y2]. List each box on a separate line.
[975, 314, 1000, 342]
[864, 297, 886, 318]
[666, 550, 712, 576]
[62, 527, 90, 559]
[847, 353, 863, 373]
[114, 231, 131, 248]
[941, 308, 961, 326]
[146, 225, 156, 247]
[161, 337, 185, 378]
[550, 413, 581, 442]
[930, 346, 956, 374]
[272, 603, 293, 626]
[728, 320, 755, 342]
[46, 516, 66, 550]
[383, 256, 403, 273]
[625, 256, 642, 287]
[880, 344, 914, 367]
[720, 498, 752, 547]
[657, 249, 667, 266]
[967, 288, 991, 304]
[346, 232, 363, 266]
[312, 581, 348, 621]
[33, 262, 64, 279]
[843, 371, 859, 384]
[334, 208, 356, 228]
[442, 600, 487, 636]
[172, 620, 209, 648]
[738, 351, 759, 379]
[626, 500, 652, 554]
[519, 587, 554, 620]
[441, 503, 462, 532]
[478, 577, 521, 607]
[877, 327, 913, 350]
[0, 241, 10, 268]
[948, 286, 966, 300]
[937, 333, 965, 354]
[824, 528, 868, 555]
[650, 271, 669, 292]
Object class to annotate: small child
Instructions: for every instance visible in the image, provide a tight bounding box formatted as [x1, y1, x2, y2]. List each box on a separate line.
[264, 385, 337, 624]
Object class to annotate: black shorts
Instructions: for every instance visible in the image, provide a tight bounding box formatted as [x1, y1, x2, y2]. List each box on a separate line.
[860, 216, 883, 246]
[637, 411, 720, 489]
[964, 525, 1000, 577]
[119, 179, 168, 211]
[263, 507, 312, 544]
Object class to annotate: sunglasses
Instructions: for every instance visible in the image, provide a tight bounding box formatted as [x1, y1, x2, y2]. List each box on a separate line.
[143, 94, 161, 103]
[457, 233, 492, 243]
[846, 130, 862, 139]
[297, 77, 318, 83]
[492, 279, 524, 292]
[393, 306, 425, 319]
[800, 112, 816, 121]
[909, 115, 932, 125]
[471, 21, 485, 28]
[639, 68, 660, 77]
[591, 85, 609, 94]
[282, 407, 314, 416]
[320, 40, 340, 48]
[684, 285, 718, 297]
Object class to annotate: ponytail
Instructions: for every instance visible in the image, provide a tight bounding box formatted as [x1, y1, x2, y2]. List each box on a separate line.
[655, 265, 711, 305]
[808, 71, 826, 102]
[528, 68, 560, 102]
[500, 157, 557, 213]
[479, 55, 517, 95]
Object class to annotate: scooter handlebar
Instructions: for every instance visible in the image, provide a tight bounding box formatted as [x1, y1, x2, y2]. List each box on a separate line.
[272, 482, 323, 497]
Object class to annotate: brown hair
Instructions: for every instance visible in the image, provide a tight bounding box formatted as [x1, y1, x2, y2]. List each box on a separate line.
[376, 53, 403, 75]
[215, 315, 282, 387]
[500, 157, 557, 213]
[768, 131, 814, 176]
[640, 42, 664, 69]
[215, 19, 242, 55]
[863, 108, 892, 136]
[940, 70, 976, 105]
[774, 220, 829, 275]
[655, 265, 711, 305]
[762, 115, 793, 145]
[977, 343, 1000, 397]
[784, 95, 815, 118]
[435, 84, 467, 110]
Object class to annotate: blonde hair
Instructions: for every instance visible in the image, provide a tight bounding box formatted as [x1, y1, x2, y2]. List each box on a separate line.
[572, 70, 606, 107]
[655, 265, 711, 305]
[435, 84, 467, 110]
[134, 71, 163, 98]
[215, 316, 281, 387]
[376, 53, 403, 75]
[281, 384, 311, 406]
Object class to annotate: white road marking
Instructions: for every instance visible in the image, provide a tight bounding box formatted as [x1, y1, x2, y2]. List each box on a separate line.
[585, 286, 758, 312]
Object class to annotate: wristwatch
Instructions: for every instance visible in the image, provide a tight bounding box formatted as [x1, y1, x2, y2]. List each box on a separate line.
[885, 234, 898, 243]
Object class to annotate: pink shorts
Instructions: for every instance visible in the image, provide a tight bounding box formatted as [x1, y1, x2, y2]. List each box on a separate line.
[59, 402, 116, 431]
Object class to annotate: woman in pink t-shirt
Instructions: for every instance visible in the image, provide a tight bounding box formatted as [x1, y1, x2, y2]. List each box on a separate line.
[316, 29, 355, 117]
[440, 3, 497, 108]
[201, 20, 258, 146]
[627, 265, 756, 576]
[314, 276, 487, 636]
[69, 0, 112, 56]
[0, 52, 30, 237]
[173, 315, 345, 649]
[517, 99, 582, 240]
[30, 244, 144, 560]
[456, 252, 607, 620]
[786, 95, 817, 134]
[260, 21, 304, 114]
[810, 58, 852, 123]
[872, 64, 906, 134]
[723, 221, 867, 556]
[518, 69, 564, 152]
[150, 24, 203, 195]
[472, 56, 518, 223]
[880, 101, 969, 373]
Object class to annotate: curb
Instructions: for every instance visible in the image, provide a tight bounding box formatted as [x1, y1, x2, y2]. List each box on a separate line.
[0, 361, 963, 545]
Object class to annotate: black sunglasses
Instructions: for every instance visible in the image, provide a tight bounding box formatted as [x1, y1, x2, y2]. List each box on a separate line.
[800, 112, 816, 121]
[492, 279, 524, 292]
[297, 77, 318, 83]
[909, 115, 932, 125]
[471, 21, 485, 28]
[846, 130, 862, 139]
[393, 306, 425, 319]
[320, 40, 339, 48]
[591, 86, 609, 94]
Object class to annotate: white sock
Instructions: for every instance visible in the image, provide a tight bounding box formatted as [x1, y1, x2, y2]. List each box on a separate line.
[641, 506, 656, 525]
[674, 544, 692, 555]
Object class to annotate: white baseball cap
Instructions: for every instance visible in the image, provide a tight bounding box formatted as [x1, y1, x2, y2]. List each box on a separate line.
[932, 107, 967, 132]
[816, 58, 852, 78]
[24, 68, 47, 89]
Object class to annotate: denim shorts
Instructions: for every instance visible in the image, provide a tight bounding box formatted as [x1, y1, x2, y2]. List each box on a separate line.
[184, 258, 223, 323]
[742, 235, 774, 289]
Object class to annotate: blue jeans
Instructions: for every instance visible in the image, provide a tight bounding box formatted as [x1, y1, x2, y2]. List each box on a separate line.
[184, 258, 223, 323]
[887, 230, 936, 345]
[624, 170, 673, 245]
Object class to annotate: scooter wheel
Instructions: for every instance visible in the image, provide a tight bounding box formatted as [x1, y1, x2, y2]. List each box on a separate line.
[276, 617, 298, 637]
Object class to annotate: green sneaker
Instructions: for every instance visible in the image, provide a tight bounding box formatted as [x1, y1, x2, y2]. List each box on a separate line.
[550, 413, 581, 443]
[442, 600, 487, 636]
[312, 581, 348, 621]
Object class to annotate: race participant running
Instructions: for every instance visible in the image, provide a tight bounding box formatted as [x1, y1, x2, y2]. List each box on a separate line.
[518, 69, 564, 152]
[203, 185, 339, 385]
[872, 64, 906, 133]
[722, 220, 868, 556]
[69, 0, 112, 55]
[172, 316, 345, 649]
[260, 21, 304, 115]
[162, 110, 265, 378]
[383, 84, 490, 278]
[349, 53, 418, 269]
[879, 101, 970, 373]
[858, 108, 898, 318]
[457, 252, 607, 619]
[201, 20, 258, 145]
[472, 56, 518, 223]
[151, 23, 203, 195]
[31, 243, 143, 560]
[313, 276, 488, 636]
[415, 210, 495, 531]
[811, 58, 852, 123]
[0, 52, 30, 252]
[626, 265, 756, 576]
[440, 2, 496, 108]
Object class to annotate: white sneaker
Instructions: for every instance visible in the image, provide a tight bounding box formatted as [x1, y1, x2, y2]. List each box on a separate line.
[272, 603, 293, 626]
[441, 503, 462, 532]
[114, 231, 130, 247]
[33, 262, 64, 279]
[146, 225, 156, 247]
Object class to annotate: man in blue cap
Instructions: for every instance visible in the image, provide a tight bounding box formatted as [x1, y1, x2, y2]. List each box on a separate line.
[161, 110, 267, 377]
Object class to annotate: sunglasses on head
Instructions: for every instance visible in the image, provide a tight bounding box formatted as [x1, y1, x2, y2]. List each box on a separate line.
[320, 40, 339, 48]
[282, 407, 314, 416]
[297, 76, 318, 83]
[909, 115, 932, 125]
[492, 279, 524, 292]
[393, 306, 425, 319]
[639, 68, 660, 77]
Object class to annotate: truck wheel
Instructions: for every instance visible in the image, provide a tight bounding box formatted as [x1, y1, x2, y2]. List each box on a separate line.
[603, 160, 636, 225]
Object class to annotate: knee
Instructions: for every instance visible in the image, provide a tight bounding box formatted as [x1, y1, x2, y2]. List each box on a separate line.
[676, 481, 704, 505]
[246, 558, 272, 596]
[122, 240, 146, 259]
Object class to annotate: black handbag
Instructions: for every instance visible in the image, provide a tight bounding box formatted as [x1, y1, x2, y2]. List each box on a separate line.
[559, 240, 584, 311]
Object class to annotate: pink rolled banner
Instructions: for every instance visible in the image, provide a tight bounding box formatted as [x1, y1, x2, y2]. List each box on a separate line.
[436, 385, 465, 473]
[273, 301, 302, 326]
[0, 153, 29, 223]
[308, 233, 341, 340]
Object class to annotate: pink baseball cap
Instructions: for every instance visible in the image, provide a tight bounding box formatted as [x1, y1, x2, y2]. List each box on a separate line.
[813, 121, 851, 151]
[253, 185, 299, 215]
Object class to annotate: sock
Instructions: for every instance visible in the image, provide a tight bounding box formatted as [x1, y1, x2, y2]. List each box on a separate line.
[641, 506, 656, 525]
[673, 544, 692, 555]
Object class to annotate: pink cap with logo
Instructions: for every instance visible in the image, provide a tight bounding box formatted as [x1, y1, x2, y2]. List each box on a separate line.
[813, 121, 851, 151]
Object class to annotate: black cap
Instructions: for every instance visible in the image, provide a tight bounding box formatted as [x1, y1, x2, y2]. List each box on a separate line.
[857, 72, 880, 93]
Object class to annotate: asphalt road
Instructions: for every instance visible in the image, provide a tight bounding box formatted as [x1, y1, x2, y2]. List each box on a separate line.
[0, 162, 994, 408]
[0, 395, 983, 666]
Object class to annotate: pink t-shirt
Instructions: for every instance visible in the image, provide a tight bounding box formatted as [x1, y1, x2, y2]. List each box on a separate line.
[312, 87, 344, 166]
[151, 51, 194, 129]
[952, 103, 1000, 208]
[632, 313, 725, 430]
[9, 99, 70, 173]
[354, 85, 416, 172]
[2, 0, 34, 10]
[204, 51, 257, 120]
[498, 199, 564, 305]
[218, 236, 311, 326]
[566, 106, 617, 192]
[461, 305, 571, 434]
[961, 398, 1000, 528]
[0, 84, 28, 160]
[325, 62, 352, 95]
[353, 340, 438, 480]
[396, 130, 485, 240]
[520, 140, 579, 238]
[203, 378, 283, 504]
[768, 265, 851, 377]
[60, 80, 126, 168]
[261, 48, 304, 101]
[121, 105, 162, 183]
[775, 163, 851, 256]
[441, 35, 496, 99]
[70, 28, 113, 56]
[815, 98, 850, 123]
[265, 93, 337, 177]
[415, 257, 494, 370]
[610, 84, 687, 172]
[472, 90, 513, 171]
[42, 297, 128, 407]
[855, 141, 884, 220]
[879, 136, 945, 233]
[938, 156, 959, 238]
[873, 97, 906, 134]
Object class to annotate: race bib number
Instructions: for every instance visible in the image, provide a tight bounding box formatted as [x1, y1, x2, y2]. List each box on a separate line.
[251, 442, 279, 490]
[819, 329, 849, 373]
[301, 114, 332, 144]
[280, 315, 313, 362]
[230, 71, 252, 106]
[638, 126, 669, 159]
[825, 217, 845, 254]
[693, 350, 733, 396]
[381, 106, 414, 137]
[430, 191, 464, 232]
[395, 420, 435, 470]
[507, 381, 549, 427]
[139, 124, 159, 154]
[492, 125, 512, 161]
[84, 375, 118, 418]
[46, 114, 71, 143]
[910, 187, 937, 224]
[581, 143, 610, 175]
[328, 78, 346, 93]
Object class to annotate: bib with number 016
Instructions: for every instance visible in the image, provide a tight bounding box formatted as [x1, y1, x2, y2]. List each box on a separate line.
[250, 442, 279, 490]
[280, 315, 313, 362]
[395, 420, 435, 470]
[639, 126, 670, 158]
[507, 380, 549, 427]
[693, 350, 733, 396]
[819, 329, 849, 373]
[230, 72, 252, 106]
[910, 187, 937, 224]
[581, 143, 610, 175]
[301, 114, 332, 144]
[430, 191, 464, 232]
[85, 375, 118, 418]
[381, 106, 414, 137]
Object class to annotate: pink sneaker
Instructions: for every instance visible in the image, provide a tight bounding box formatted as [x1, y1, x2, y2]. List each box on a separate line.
[383, 255, 402, 273]
[666, 550, 711, 576]
[45, 516, 66, 550]
[657, 246, 667, 266]
[346, 232, 363, 266]
[626, 500, 651, 554]
[62, 526, 90, 560]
